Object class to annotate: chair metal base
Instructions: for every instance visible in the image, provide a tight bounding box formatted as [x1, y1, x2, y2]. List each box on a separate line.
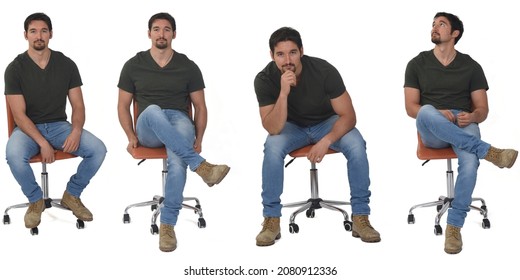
[3, 163, 85, 235]
[122, 159, 206, 234]
[123, 196, 206, 234]
[407, 159, 491, 235]
[283, 161, 352, 234]
[407, 196, 489, 235]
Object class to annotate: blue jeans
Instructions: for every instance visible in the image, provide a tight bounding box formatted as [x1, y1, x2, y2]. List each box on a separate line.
[136, 105, 205, 226]
[6, 121, 107, 203]
[261, 115, 372, 217]
[416, 105, 491, 228]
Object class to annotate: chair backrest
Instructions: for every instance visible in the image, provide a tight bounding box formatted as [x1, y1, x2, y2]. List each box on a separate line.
[5, 96, 77, 162]
[416, 132, 456, 161]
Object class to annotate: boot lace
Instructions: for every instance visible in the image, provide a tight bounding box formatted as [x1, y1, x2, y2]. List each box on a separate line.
[69, 196, 85, 208]
[446, 226, 461, 240]
[262, 218, 277, 232]
[196, 161, 211, 173]
[28, 201, 42, 213]
[161, 225, 174, 237]
[357, 216, 374, 230]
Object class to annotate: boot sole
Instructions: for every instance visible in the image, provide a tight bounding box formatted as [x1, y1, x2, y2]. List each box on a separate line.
[444, 248, 462, 254]
[25, 220, 41, 229]
[75, 216, 93, 222]
[352, 231, 381, 243]
[256, 233, 281, 246]
[159, 246, 177, 252]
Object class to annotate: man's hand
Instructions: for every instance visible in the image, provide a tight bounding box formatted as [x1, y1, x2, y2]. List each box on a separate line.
[62, 130, 81, 153]
[457, 111, 474, 127]
[280, 70, 297, 97]
[193, 138, 202, 154]
[40, 142, 56, 163]
[126, 136, 139, 154]
[307, 140, 330, 163]
[439, 109, 456, 123]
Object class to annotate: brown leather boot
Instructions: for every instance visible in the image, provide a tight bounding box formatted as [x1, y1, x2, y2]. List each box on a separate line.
[60, 191, 93, 221]
[256, 217, 281, 246]
[24, 199, 45, 228]
[159, 224, 177, 252]
[444, 224, 463, 254]
[485, 146, 518, 169]
[352, 215, 381, 243]
[195, 160, 230, 187]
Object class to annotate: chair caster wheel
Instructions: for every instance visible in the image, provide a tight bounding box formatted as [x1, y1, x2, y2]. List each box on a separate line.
[198, 218, 206, 228]
[343, 220, 352, 232]
[30, 227, 39, 236]
[434, 225, 443, 235]
[123, 213, 131, 223]
[289, 223, 299, 234]
[76, 219, 85, 229]
[407, 214, 415, 224]
[150, 224, 159, 235]
[305, 209, 315, 218]
[482, 218, 491, 229]
[3, 215, 11, 225]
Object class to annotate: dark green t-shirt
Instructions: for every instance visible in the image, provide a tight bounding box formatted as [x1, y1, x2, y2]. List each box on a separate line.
[117, 50, 205, 117]
[4, 50, 83, 124]
[404, 50, 489, 112]
[254, 55, 346, 127]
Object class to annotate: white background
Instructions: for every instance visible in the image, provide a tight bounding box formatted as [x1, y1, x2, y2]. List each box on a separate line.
[0, 0, 518, 279]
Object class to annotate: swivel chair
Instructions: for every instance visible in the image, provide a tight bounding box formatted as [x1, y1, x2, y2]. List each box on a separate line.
[407, 133, 490, 235]
[3, 97, 83, 235]
[283, 145, 352, 234]
[121, 99, 206, 235]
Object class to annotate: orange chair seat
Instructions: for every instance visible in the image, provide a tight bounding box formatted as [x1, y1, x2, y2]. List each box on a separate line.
[289, 145, 337, 158]
[29, 150, 77, 163]
[416, 134, 457, 160]
[129, 146, 167, 160]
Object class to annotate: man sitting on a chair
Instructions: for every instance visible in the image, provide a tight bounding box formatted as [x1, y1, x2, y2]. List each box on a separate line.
[4, 13, 107, 228]
[253, 27, 381, 246]
[117, 12, 230, 252]
[404, 12, 518, 254]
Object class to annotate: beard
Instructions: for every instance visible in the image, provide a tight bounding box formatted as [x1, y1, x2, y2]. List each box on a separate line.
[281, 63, 296, 73]
[431, 33, 441, 45]
[32, 40, 46, 51]
[155, 39, 168, 49]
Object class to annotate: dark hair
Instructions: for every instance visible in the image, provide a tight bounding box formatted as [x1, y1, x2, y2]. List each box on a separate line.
[24, 12, 52, 32]
[434, 12, 464, 45]
[269, 27, 303, 53]
[148, 12, 176, 32]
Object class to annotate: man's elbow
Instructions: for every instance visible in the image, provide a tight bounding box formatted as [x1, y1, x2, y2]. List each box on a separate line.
[266, 127, 282, 136]
[263, 124, 282, 135]
[405, 107, 417, 119]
